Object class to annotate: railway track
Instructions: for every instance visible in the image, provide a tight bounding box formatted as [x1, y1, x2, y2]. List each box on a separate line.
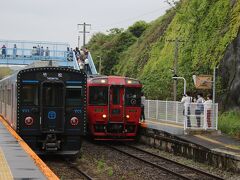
[106, 144, 223, 180]
[64, 158, 94, 180]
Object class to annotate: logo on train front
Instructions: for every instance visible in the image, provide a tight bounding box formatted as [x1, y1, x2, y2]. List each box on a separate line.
[48, 111, 56, 119]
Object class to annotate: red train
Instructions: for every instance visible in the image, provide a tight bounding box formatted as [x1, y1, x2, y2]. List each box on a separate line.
[87, 76, 142, 140]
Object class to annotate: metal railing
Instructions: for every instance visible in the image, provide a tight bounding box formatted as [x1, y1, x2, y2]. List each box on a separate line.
[144, 100, 218, 131]
[87, 52, 98, 75]
[0, 40, 72, 65]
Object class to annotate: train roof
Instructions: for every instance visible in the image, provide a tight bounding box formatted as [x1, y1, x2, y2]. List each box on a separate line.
[88, 75, 142, 86]
[0, 60, 82, 83]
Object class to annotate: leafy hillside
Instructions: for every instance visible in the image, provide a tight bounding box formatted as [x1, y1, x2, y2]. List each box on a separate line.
[87, 0, 240, 100]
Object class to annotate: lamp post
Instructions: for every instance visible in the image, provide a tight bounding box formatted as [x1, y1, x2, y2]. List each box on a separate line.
[172, 76, 186, 96]
[97, 56, 102, 74]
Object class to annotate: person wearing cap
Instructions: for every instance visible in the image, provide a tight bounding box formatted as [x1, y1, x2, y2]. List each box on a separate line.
[181, 91, 192, 127]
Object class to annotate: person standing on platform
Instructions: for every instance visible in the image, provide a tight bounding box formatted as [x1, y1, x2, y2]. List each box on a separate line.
[181, 91, 192, 127]
[1, 45, 7, 58]
[195, 92, 205, 127]
[13, 44, 17, 58]
[84, 58, 90, 74]
[45, 47, 50, 57]
[204, 94, 213, 128]
[37, 45, 40, 56]
[40, 46, 44, 56]
[140, 92, 146, 122]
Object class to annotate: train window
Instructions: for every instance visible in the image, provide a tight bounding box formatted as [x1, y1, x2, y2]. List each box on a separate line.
[89, 86, 108, 106]
[42, 83, 64, 107]
[66, 88, 82, 107]
[112, 87, 120, 105]
[22, 85, 38, 106]
[125, 88, 141, 107]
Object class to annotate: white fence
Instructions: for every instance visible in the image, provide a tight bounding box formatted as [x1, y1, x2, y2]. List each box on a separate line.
[144, 100, 218, 131]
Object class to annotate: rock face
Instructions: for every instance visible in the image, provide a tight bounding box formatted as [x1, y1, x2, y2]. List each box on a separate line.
[220, 30, 240, 110]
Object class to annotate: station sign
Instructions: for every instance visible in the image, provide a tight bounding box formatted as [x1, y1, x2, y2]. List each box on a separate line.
[193, 75, 212, 89]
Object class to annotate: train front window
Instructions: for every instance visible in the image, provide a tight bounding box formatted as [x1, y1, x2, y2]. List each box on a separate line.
[42, 83, 64, 107]
[112, 87, 120, 105]
[89, 86, 108, 106]
[125, 87, 141, 107]
[66, 88, 82, 107]
[22, 84, 38, 106]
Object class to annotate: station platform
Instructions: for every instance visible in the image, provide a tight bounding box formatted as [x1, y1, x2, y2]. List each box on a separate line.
[141, 120, 184, 135]
[0, 117, 59, 180]
[141, 120, 240, 161]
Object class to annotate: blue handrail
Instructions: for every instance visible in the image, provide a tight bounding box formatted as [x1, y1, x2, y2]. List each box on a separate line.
[87, 52, 97, 75]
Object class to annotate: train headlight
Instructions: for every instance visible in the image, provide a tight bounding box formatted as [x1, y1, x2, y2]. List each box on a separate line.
[70, 117, 79, 126]
[25, 117, 34, 126]
[126, 115, 130, 119]
[100, 79, 106, 83]
[102, 114, 107, 118]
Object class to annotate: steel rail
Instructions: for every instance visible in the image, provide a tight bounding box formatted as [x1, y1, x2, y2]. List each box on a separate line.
[65, 159, 93, 180]
[125, 144, 223, 180]
[107, 144, 223, 180]
[106, 144, 191, 180]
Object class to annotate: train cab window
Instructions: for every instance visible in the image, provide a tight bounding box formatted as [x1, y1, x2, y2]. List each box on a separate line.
[22, 85, 39, 106]
[66, 88, 83, 107]
[125, 87, 141, 107]
[89, 86, 108, 106]
[42, 83, 64, 107]
[112, 87, 120, 105]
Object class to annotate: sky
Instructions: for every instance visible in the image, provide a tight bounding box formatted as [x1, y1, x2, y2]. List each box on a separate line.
[0, 0, 172, 47]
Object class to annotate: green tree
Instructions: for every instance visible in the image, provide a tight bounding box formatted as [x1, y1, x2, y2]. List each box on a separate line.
[128, 21, 149, 38]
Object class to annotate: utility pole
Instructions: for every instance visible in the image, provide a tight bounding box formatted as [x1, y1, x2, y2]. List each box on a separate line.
[78, 22, 91, 47]
[167, 38, 185, 101]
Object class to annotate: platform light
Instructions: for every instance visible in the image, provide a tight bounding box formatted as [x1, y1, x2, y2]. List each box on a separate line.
[25, 117, 34, 126]
[70, 117, 79, 126]
[102, 114, 107, 118]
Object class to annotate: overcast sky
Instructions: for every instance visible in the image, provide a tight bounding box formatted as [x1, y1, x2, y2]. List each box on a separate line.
[0, 0, 172, 47]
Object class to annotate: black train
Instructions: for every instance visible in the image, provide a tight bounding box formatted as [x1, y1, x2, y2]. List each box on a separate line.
[0, 63, 87, 156]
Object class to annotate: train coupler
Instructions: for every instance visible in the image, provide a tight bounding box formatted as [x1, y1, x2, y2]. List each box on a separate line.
[42, 134, 61, 151]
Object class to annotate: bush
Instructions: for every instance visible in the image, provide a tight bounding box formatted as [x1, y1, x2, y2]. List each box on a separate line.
[128, 21, 149, 38]
[218, 110, 240, 137]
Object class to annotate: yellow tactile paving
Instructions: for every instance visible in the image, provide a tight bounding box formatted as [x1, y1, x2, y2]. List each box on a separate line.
[0, 147, 13, 180]
[194, 135, 240, 151]
[146, 119, 183, 129]
[0, 116, 59, 180]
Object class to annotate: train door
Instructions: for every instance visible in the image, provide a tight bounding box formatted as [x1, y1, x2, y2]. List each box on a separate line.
[109, 85, 124, 122]
[41, 82, 65, 133]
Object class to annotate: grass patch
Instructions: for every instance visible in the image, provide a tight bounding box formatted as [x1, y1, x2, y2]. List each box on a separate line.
[96, 159, 114, 176]
[97, 159, 105, 172]
[218, 110, 240, 137]
[107, 167, 113, 176]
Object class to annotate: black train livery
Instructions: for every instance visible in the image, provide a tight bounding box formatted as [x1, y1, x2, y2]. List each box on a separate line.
[0, 66, 87, 156]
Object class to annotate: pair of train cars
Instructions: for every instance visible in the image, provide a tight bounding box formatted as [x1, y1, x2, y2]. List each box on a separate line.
[0, 62, 142, 157]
